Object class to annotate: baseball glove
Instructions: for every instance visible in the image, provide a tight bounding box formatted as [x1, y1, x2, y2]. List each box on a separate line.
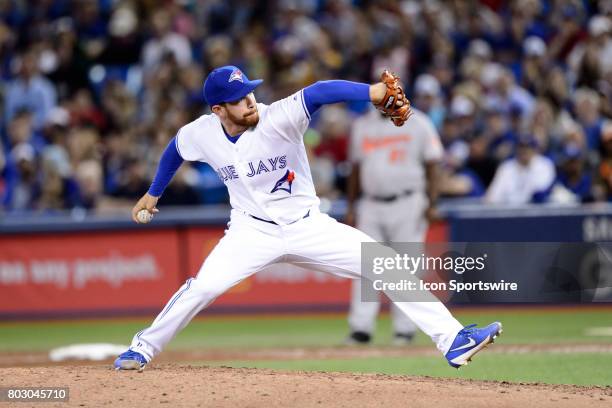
[374, 70, 413, 126]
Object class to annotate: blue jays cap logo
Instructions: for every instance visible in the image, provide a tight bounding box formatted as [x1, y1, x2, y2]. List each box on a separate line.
[228, 69, 244, 83]
[204, 65, 263, 106]
[270, 170, 295, 194]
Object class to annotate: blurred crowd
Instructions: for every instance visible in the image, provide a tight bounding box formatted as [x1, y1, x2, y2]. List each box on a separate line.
[0, 0, 611, 214]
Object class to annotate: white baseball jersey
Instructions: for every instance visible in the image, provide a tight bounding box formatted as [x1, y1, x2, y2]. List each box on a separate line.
[175, 90, 319, 225]
[486, 154, 556, 204]
[350, 108, 443, 196]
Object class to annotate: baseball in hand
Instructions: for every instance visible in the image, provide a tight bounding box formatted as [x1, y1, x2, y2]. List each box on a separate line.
[137, 209, 154, 224]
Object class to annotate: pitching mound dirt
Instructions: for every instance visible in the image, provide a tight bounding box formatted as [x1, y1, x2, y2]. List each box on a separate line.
[1, 365, 610, 408]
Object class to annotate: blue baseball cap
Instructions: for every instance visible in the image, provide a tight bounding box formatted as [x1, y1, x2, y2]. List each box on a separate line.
[203, 65, 263, 106]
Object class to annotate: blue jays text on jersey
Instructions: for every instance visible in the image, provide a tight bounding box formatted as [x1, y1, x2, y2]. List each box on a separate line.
[216, 155, 287, 181]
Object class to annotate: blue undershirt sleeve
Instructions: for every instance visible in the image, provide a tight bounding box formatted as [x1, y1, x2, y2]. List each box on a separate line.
[303, 80, 370, 116]
[148, 137, 184, 197]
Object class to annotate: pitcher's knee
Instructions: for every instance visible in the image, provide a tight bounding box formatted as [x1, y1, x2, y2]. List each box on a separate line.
[189, 277, 232, 303]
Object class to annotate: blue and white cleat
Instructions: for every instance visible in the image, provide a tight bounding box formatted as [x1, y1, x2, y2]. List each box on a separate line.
[445, 322, 502, 368]
[114, 350, 148, 371]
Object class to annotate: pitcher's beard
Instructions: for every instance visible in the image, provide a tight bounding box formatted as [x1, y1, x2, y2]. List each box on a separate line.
[228, 110, 259, 127]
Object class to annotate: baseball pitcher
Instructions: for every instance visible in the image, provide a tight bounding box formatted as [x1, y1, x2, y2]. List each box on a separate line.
[114, 66, 501, 371]
[346, 107, 443, 345]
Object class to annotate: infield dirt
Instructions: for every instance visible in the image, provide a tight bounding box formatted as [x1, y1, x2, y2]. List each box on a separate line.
[1, 364, 611, 408]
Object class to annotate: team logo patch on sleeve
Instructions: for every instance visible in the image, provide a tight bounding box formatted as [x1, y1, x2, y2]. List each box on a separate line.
[270, 170, 295, 194]
[228, 69, 244, 83]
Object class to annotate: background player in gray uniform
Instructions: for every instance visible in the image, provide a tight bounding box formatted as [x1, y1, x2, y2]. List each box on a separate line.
[346, 107, 444, 345]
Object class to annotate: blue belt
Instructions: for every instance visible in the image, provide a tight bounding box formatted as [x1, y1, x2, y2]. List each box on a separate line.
[250, 210, 310, 225]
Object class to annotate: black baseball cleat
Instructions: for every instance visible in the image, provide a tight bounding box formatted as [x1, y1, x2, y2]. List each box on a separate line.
[392, 332, 415, 346]
[344, 331, 372, 345]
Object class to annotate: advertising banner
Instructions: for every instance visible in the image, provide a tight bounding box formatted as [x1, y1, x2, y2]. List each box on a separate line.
[0, 230, 182, 316]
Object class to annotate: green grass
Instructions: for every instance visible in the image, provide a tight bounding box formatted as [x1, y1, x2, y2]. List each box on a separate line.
[201, 353, 612, 386]
[1, 308, 611, 351]
[1, 308, 611, 386]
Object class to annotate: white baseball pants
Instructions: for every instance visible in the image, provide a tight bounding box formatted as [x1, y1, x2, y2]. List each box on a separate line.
[129, 208, 462, 361]
[348, 192, 428, 336]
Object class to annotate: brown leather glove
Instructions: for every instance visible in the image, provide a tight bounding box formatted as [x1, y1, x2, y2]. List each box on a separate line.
[374, 70, 413, 126]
